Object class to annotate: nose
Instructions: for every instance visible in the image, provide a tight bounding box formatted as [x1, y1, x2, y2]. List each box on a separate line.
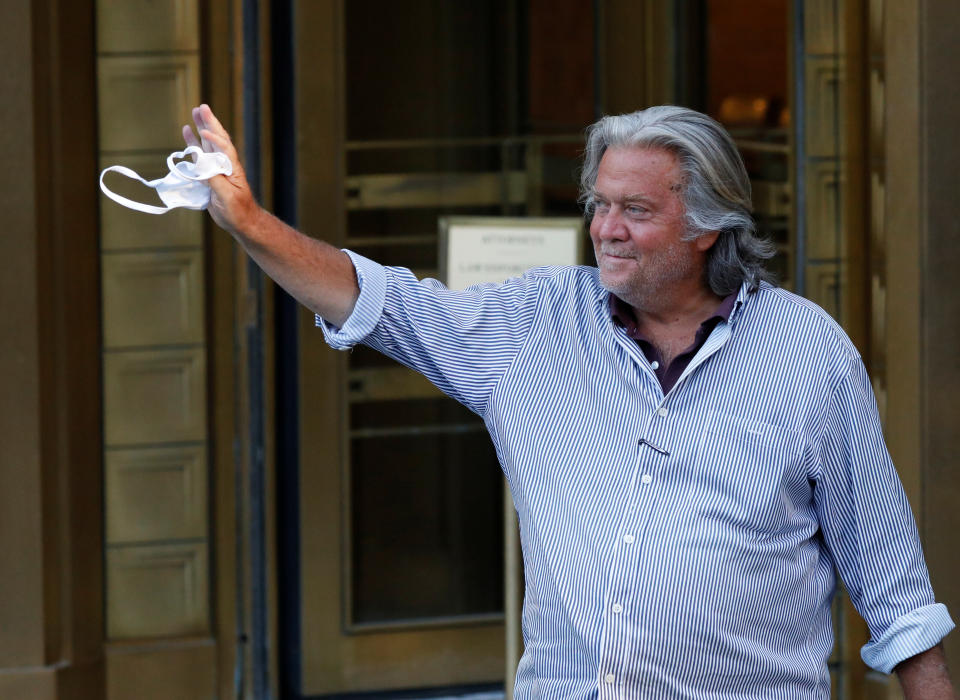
[592, 207, 628, 242]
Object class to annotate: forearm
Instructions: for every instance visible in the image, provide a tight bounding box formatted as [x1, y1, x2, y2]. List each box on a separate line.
[182, 104, 360, 326]
[233, 206, 360, 327]
[896, 644, 957, 700]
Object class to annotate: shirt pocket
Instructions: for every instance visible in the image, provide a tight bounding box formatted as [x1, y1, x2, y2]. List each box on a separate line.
[690, 410, 806, 540]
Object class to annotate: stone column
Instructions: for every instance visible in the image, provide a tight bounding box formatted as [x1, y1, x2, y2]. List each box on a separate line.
[885, 0, 960, 685]
[0, 1, 104, 699]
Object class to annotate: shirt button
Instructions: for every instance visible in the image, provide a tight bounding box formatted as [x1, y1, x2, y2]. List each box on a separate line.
[612, 603, 623, 613]
[604, 673, 616, 684]
[657, 407, 669, 417]
[651, 361, 660, 370]
[641, 474, 652, 485]
[623, 534, 635, 544]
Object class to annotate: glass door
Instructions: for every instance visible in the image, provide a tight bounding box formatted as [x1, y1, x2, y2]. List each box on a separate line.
[673, 1, 875, 696]
[286, 0, 594, 696]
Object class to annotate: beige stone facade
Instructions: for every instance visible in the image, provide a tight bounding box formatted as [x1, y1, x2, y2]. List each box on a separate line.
[1, 1, 958, 698]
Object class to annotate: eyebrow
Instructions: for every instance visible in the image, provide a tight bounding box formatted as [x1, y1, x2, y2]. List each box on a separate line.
[591, 190, 656, 206]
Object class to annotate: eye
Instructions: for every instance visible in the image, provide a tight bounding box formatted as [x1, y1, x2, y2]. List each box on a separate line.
[626, 204, 648, 216]
[593, 200, 611, 214]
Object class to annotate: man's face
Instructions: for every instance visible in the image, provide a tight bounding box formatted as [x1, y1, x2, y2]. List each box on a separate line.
[589, 146, 710, 309]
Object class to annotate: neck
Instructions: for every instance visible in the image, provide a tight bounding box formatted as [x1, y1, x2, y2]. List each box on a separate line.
[627, 280, 724, 329]
[625, 282, 726, 369]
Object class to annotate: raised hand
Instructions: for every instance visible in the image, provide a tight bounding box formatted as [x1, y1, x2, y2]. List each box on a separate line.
[182, 104, 260, 235]
[181, 104, 359, 325]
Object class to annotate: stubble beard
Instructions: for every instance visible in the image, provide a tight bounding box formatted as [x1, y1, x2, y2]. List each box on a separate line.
[597, 243, 700, 312]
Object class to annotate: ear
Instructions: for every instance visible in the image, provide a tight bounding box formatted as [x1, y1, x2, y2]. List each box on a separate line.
[695, 230, 720, 252]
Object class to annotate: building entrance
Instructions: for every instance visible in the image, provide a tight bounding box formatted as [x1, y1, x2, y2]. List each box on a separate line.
[282, 1, 595, 696]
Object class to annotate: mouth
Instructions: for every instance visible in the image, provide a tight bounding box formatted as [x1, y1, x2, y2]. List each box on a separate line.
[599, 250, 634, 263]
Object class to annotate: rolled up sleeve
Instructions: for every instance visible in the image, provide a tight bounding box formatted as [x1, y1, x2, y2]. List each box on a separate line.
[814, 356, 955, 674]
[861, 602, 955, 673]
[314, 248, 547, 415]
[315, 249, 387, 349]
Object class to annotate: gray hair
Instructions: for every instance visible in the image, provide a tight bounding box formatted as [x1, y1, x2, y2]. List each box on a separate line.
[579, 105, 775, 295]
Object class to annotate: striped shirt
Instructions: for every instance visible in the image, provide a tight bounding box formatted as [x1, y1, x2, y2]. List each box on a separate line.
[319, 251, 954, 699]
[609, 290, 738, 394]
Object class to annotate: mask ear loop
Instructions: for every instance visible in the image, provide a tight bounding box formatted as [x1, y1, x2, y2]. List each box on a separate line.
[99, 147, 232, 215]
[99, 166, 171, 215]
[168, 146, 233, 181]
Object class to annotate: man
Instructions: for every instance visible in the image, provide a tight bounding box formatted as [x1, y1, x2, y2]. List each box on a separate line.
[184, 104, 955, 698]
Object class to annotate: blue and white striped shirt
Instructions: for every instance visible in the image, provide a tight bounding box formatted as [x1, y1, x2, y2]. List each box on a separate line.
[319, 251, 954, 699]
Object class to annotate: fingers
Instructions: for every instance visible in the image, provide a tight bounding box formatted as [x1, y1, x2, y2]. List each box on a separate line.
[182, 124, 200, 149]
[196, 104, 227, 135]
[192, 104, 231, 152]
[185, 104, 241, 173]
[200, 128, 238, 162]
[191, 107, 211, 152]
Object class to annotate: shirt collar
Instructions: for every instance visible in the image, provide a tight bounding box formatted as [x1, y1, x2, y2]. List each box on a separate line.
[728, 280, 757, 325]
[608, 286, 741, 336]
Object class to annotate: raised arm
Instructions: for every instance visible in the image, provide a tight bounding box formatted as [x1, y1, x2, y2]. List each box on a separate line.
[183, 104, 359, 326]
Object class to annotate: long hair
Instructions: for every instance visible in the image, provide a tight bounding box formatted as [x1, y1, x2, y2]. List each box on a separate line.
[579, 106, 775, 295]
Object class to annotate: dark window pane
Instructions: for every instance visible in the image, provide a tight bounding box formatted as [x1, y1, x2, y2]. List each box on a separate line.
[350, 428, 504, 624]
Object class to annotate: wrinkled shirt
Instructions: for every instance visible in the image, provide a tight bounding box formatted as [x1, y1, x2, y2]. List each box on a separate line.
[319, 251, 954, 700]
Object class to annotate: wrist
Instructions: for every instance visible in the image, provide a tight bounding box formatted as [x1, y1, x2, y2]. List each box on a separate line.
[230, 200, 266, 241]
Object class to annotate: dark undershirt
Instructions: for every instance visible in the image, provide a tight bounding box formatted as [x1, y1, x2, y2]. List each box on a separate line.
[608, 291, 739, 394]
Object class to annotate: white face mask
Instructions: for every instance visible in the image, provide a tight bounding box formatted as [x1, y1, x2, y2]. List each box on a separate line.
[99, 146, 233, 215]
